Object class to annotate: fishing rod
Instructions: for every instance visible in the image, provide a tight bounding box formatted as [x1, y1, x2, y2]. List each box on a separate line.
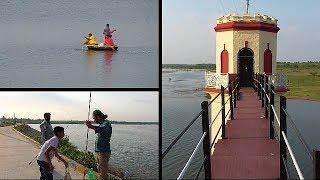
[85, 91, 92, 151]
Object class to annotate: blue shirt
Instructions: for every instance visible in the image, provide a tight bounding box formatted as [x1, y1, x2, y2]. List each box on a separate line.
[95, 120, 112, 153]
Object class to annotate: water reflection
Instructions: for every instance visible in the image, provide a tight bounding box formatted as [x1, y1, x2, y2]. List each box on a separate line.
[104, 51, 114, 74]
[104, 51, 114, 62]
[86, 50, 97, 61]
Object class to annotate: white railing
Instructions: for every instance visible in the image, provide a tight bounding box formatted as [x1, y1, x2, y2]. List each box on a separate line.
[269, 72, 288, 90]
[205, 72, 229, 88]
[177, 132, 207, 180]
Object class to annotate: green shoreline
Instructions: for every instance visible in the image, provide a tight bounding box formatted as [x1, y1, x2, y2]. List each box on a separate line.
[163, 61, 320, 101]
[0, 118, 158, 125]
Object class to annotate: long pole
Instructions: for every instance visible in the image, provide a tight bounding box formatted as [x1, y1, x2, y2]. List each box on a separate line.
[85, 91, 92, 151]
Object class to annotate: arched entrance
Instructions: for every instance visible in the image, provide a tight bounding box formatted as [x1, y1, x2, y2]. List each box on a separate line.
[238, 48, 254, 87]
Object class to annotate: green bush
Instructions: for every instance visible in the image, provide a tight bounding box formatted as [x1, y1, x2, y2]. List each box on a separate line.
[0, 121, 16, 127]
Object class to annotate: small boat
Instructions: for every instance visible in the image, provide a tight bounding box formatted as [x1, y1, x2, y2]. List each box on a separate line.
[87, 45, 118, 51]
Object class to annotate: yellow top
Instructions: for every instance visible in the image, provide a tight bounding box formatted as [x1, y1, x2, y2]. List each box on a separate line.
[85, 35, 97, 45]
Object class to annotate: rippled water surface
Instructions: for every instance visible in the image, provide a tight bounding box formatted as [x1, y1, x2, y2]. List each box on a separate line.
[0, 0, 158, 87]
[29, 124, 159, 179]
[162, 69, 320, 179]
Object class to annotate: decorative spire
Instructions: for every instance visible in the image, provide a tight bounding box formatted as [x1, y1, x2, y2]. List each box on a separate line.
[246, 0, 250, 14]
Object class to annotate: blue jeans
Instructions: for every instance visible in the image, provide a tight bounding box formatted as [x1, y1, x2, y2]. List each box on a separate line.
[37, 160, 53, 180]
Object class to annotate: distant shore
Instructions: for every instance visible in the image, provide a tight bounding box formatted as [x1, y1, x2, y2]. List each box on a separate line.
[163, 61, 320, 101]
[0, 119, 158, 125]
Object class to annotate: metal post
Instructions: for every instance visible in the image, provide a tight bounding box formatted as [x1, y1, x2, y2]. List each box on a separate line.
[280, 96, 287, 180]
[314, 150, 320, 179]
[221, 86, 226, 139]
[201, 101, 211, 180]
[237, 80, 240, 100]
[261, 75, 264, 107]
[233, 81, 237, 108]
[255, 73, 257, 91]
[229, 83, 234, 120]
[265, 75, 269, 119]
[258, 74, 261, 99]
[269, 85, 275, 139]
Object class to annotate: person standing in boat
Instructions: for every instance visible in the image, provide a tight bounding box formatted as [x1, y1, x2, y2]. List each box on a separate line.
[85, 109, 112, 180]
[40, 112, 54, 144]
[103, 24, 116, 38]
[83, 33, 97, 45]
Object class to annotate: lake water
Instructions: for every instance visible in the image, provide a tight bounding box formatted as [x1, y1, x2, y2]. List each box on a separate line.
[29, 124, 158, 179]
[0, 0, 158, 88]
[162, 69, 320, 179]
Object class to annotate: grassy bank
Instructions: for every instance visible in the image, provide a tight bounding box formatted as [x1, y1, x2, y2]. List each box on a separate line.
[13, 124, 124, 179]
[277, 62, 320, 101]
[163, 62, 320, 101]
[0, 121, 16, 127]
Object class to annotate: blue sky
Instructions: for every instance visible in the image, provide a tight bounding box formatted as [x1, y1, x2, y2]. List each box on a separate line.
[0, 92, 158, 122]
[163, 0, 320, 64]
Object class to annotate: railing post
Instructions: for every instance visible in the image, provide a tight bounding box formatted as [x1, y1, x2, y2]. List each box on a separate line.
[229, 83, 234, 120]
[314, 150, 320, 179]
[233, 81, 237, 108]
[269, 85, 275, 139]
[201, 101, 211, 180]
[258, 74, 261, 100]
[280, 96, 287, 180]
[265, 75, 269, 119]
[255, 73, 258, 92]
[261, 75, 264, 107]
[221, 86, 226, 139]
[237, 80, 240, 100]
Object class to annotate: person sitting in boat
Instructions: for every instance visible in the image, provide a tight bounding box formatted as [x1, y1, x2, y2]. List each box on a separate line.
[103, 24, 116, 38]
[83, 33, 97, 45]
[104, 35, 115, 49]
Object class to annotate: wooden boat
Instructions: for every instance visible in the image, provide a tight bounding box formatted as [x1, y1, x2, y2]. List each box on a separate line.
[87, 45, 118, 51]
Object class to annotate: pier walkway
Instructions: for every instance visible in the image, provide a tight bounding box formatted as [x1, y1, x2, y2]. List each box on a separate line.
[0, 126, 82, 179]
[211, 88, 279, 179]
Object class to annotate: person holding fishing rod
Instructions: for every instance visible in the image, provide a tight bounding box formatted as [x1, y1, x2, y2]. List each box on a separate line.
[85, 109, 112, 180]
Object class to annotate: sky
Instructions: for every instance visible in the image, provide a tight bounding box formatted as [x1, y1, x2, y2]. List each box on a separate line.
[0, 91, 158, 122]
[163, 0, 320, 64]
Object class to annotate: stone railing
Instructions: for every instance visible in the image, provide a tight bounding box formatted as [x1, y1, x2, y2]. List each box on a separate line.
[205, 72, 229, 89]
[269, 72, 288, 91]
[216, 13, 278, 25]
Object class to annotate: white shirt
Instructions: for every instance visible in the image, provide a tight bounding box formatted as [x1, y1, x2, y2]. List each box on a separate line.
[37, 136, 59, 162]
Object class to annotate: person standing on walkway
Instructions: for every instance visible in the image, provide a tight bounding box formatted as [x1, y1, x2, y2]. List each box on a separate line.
[40, 113, 54, 144]
[103, 24, 116, 38]
[85, 109, 112, 180]
[37, 126, 68, 180]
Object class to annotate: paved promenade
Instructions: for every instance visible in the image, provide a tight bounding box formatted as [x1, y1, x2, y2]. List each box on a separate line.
[0, 126, 83, 179]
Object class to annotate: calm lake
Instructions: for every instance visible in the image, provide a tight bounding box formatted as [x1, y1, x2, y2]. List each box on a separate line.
[29, 124, 159, 179]
[162, 69, 320, 179]
[0, 0, 158, 88]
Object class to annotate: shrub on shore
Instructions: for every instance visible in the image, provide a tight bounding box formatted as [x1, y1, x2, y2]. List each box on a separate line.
[0, 121, 16, 127]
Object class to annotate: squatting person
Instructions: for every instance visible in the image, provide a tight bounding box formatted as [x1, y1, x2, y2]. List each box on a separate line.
[37, 126, 68, 180]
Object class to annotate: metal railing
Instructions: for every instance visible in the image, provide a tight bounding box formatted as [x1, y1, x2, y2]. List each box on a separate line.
[253, 73, 320, 179]
[162, 76, 240, 180]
